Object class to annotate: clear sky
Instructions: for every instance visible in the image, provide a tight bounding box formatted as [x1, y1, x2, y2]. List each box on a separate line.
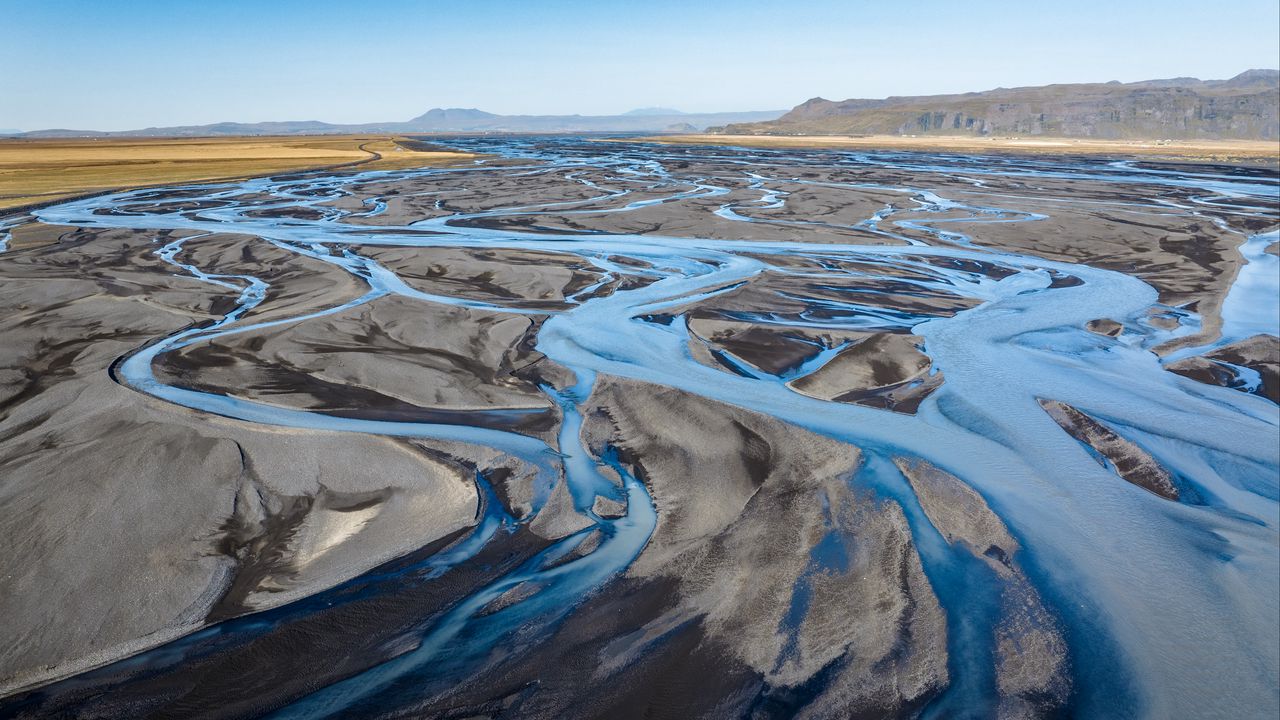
[3, 0, 1278, 131]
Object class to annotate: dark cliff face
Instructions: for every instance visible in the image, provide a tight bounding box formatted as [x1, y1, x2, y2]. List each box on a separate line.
[719, 70, 1280, 140]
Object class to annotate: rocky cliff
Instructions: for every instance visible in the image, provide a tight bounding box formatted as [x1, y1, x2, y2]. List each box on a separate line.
[716, 70, 1280, 140]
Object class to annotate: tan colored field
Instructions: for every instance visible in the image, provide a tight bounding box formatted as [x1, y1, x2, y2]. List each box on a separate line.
[635, 133, 1280, 163]
[0, 136, 476, 210]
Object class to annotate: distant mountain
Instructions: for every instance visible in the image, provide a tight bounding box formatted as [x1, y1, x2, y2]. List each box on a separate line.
[623, 107, 685, 116]
[14, 108, 785, 139]
[713, 70, 1280, 140]
[406, 108, 499, 125]
[0, 129, 21, 135]
[390, 108, 781, 133]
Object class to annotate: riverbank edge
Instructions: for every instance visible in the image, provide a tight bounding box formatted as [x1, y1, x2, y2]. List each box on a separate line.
[624, 133, 1280, 166]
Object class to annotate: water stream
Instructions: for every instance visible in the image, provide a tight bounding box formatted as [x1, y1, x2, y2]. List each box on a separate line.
[4, 137, 1277, 718]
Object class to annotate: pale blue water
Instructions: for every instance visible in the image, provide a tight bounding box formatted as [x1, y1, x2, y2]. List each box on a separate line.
[6, 138, 1277, 719]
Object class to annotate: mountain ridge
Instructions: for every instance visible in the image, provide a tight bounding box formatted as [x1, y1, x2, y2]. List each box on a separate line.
[11, 108, 784, 139]
[713, 70, 1280, 140]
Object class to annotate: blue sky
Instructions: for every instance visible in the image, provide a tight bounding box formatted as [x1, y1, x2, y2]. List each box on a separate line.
[2, 0, 1278, 131]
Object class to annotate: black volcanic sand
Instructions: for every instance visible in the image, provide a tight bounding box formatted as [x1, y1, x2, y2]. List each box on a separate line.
[328, 151, 1265, 355]
[0, 140, 1275, 719]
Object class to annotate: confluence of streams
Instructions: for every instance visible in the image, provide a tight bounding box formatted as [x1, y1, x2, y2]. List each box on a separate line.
[5, 138, 1278, 719]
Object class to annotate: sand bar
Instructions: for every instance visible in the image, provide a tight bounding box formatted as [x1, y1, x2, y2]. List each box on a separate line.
[633, 133, 1280, 163]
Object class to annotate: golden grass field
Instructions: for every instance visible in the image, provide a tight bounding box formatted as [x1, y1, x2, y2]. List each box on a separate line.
[0, 135, 476, 210]
[636, 133, 1280, 163]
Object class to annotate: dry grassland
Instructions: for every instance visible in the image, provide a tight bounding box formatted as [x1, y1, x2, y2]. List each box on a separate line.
[0, 135, 475, 210]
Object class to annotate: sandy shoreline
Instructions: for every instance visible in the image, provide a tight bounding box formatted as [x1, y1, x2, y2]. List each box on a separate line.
[631, 133, 1280, 163]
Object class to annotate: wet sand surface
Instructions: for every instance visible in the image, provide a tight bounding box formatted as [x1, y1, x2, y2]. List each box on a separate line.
[0, 137, 1276, 719]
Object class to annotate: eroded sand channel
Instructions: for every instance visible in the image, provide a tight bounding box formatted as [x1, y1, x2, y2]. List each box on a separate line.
[0, 138, 1276, 719]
